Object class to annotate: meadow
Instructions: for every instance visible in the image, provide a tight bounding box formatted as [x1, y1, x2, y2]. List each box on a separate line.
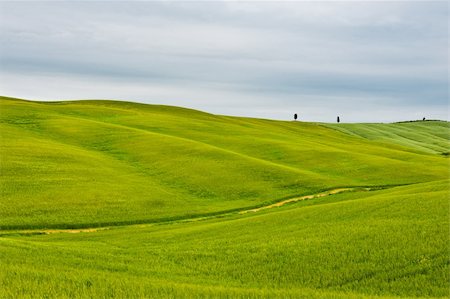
[0, 96, 449, 298]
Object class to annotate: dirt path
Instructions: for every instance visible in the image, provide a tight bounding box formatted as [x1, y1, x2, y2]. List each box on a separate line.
[239, 188, 358, 214]
[1, 187, 376, 236]
[43, 228, 108, 234]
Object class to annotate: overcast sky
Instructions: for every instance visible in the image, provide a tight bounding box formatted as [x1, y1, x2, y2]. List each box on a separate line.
[0, 1, 448, 122]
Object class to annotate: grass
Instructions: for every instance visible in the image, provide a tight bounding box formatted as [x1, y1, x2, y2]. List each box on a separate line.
[1, 181, 448, 298]
[324, 122, 450, 154]
[0, 96, 449, 298]
[1, 96, 448, 229]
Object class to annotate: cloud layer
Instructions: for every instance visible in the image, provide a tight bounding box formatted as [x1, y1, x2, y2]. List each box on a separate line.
[0, 1, 448, 122]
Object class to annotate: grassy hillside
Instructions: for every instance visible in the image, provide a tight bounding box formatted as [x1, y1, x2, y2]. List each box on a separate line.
[1, 96, 448, 229]
[324, 122, 450, 155]
[0, 96, 449, 298]
[1, 181, 448, 298]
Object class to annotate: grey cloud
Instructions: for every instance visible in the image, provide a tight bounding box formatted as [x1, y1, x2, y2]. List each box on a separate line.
[0, 1, 448, 122]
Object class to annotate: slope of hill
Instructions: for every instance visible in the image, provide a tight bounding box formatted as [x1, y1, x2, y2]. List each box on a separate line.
[1, 180, 448, 298]
[324, 121, 450, 154]
[0, 96, 449, 229]
[0, 96, 449, 298]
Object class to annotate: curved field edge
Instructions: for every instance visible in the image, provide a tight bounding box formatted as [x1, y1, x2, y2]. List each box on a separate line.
[1, 96, 449, 228]
[0, 185, 389, 232]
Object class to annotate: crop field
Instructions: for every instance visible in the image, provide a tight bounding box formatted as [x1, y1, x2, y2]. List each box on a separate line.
[0, 96, 449, 298]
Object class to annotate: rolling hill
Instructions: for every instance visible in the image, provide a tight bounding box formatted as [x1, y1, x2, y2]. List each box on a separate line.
[0, 96, 449, 298]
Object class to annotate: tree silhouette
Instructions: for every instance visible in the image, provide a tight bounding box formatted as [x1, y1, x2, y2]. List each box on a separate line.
[337, 116, 340, 123]
[294, 113, 298, 121]
[423, 117, 426, 121]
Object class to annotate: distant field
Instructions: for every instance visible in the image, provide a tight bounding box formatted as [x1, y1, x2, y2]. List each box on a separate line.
[0, 96, 449, 298]
[324, 121, 450, 154]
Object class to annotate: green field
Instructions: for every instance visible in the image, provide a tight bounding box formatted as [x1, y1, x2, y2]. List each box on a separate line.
[0, 96, 449, 298]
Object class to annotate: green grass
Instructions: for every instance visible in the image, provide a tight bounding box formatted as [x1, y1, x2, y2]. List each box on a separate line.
[1, 181, 448, 298]
[1, 96, 448, 229]
[0, 96, 449, 298]
[324, 121, 450, 155]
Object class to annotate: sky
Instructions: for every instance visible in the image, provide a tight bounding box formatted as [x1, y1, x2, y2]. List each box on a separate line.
[0, 1, 448, 122]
